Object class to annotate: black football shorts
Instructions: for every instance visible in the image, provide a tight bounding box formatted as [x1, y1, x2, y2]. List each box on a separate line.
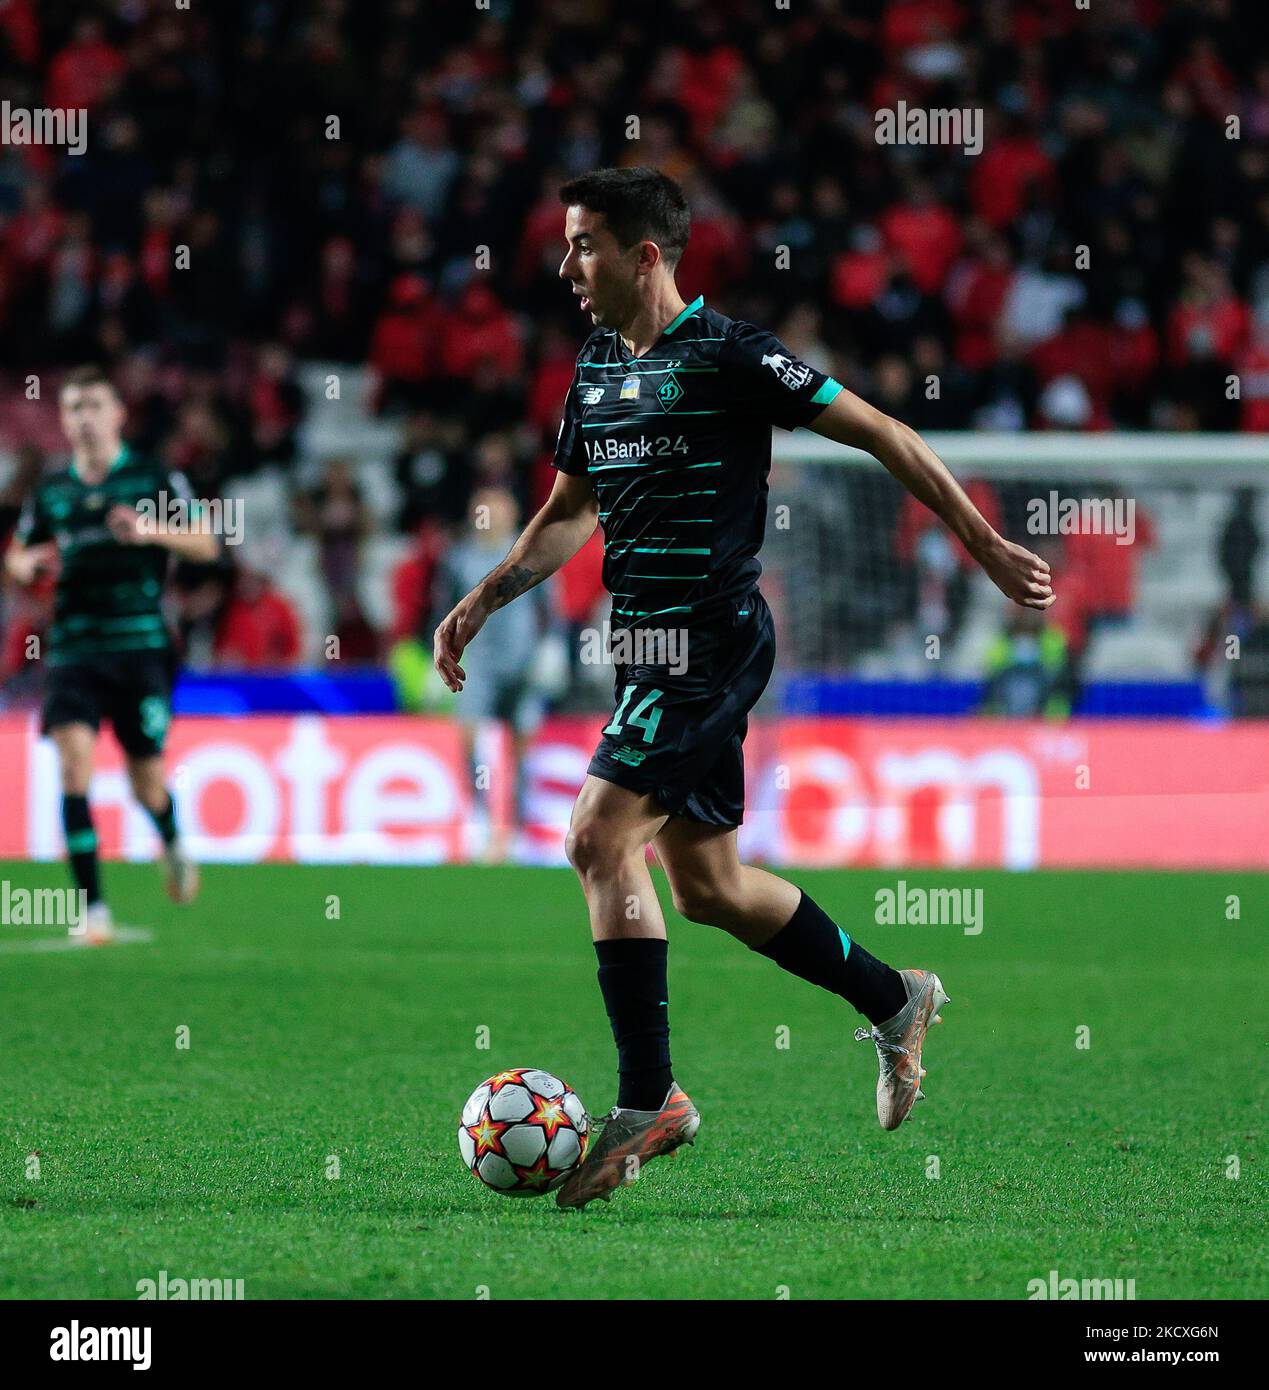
[42, 650, 176, 758]
[587, 589, 776, 826]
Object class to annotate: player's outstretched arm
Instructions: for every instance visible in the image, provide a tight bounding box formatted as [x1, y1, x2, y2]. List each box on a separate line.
[808, 389, 1054, 610]
[106, 504, 219, 562]
[433, 469, 598, 693]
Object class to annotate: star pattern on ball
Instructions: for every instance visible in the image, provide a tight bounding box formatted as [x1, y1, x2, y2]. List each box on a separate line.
[530, 1095, 570, 1138]
[515, 1155, 560, 1191]
[468, 1112, 508, 1157]
[486, 1069, 525, 1092]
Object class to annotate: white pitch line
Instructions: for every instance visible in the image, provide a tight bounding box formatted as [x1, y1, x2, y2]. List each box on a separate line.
[0, 926, 154, 955]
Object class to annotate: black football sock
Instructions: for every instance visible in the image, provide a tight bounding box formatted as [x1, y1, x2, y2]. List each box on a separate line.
[594, 937, 674, 1111]
[755, 889, 907, 1024]
[146, 790, 180, 848]
[62, 794, 102, 907]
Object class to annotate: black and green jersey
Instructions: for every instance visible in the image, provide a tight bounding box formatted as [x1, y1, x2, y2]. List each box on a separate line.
[552, 297, 842, 630]
[16, 445, 189, 666]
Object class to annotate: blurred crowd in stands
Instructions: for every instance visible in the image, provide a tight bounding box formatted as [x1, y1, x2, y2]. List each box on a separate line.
[0, 0, 1267, 705]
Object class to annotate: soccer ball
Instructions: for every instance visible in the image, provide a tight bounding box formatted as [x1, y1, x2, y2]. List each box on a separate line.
[458, 1068, 590, 1197]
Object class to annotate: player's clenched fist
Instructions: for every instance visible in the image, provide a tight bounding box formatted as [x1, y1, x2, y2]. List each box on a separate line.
[106, 504, 151, 545]
[976, 537, 1055, 610]
[5, 540, 59, 585]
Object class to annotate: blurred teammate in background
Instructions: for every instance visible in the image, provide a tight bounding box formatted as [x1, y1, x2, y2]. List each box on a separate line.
[4, 367, 217, 942]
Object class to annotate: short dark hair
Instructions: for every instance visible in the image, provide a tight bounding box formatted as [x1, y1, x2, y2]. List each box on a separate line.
[559, 166, 690, 268]
[61, 365, 117, 394]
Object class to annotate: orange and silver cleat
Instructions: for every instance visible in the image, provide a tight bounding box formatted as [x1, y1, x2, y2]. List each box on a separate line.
[855, 968, 949, 1130]
[556, 1085, 700, 1209]
[163, 843, 200, 905]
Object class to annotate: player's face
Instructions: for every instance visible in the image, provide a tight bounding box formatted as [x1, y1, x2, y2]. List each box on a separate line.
[559, 205, 641, 328]
[59, 384, 125, 456]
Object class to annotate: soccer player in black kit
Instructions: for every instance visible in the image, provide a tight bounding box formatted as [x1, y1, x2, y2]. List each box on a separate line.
[5, 367, 217, 943]
[434, 168, 1055, 1208]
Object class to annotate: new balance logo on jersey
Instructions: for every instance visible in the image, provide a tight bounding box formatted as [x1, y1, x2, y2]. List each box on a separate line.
[611, 746, 647, 767]
[761, 353, 812, 391]
[581, 386, 605, 405]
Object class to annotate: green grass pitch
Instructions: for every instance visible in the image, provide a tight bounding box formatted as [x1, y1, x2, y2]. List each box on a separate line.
[0, 860, 1262, 1300]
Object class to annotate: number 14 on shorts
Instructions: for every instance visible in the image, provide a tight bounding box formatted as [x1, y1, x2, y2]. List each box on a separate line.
[603, 687, 664, 744]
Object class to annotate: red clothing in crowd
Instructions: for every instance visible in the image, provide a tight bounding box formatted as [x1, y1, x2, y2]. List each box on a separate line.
[1167, 294, 1249, 366]
[0, 572, 53, 678]
[946, 255, 1013, 369]
[1009, 0, 1086, 44]
[0, 0, 39, 67]
[1064, 509, 1155, 616]
[880, 0, 966, 53]
[6, 200, 64, 271]
[1, 613, 40, 678]
[1029, 318, 1116, 407]
[214, 588, 302, 668]
[46, 32, 126, 111]
[677, 44, 745, 142]
[673, 211, 746, 303]
[248, 373, 299, 438]
[880, 201, 962, 295]
[514, 192, 566, 287]
[390, 526, 444, 642]
[1238, 340, 1269, 431]
[970, 135, 1054, 230]
[896, 479, 1003, 571]
[369, 275, 448, 387]
[1046, 553, 1096, 655]
[556, 530, 606, 625]
[440, 284, 523, 378]
[139, 223, 172, 297]
[526, 346, 576, 440]
[830, 245, 891, 310]
[1107, 319, 1160, 395]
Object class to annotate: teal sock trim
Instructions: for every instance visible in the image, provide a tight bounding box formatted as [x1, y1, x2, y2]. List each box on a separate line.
[838, 926, 852, 960]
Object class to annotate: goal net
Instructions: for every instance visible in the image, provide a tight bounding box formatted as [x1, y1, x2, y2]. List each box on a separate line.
[762, 432, 1269, 718]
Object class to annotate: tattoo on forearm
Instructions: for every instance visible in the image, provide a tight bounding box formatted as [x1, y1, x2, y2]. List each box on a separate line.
[491, 564, 538, 607]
